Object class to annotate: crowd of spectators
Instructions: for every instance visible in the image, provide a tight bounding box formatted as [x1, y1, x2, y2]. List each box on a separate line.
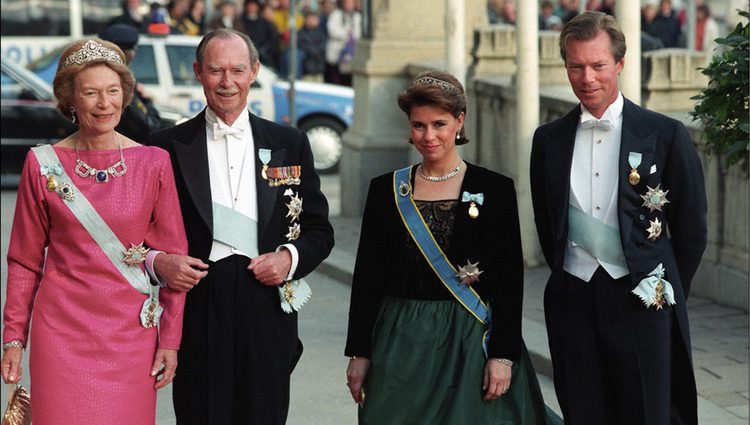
[106, 0, 362, 86]
[488, 0, 733, 57]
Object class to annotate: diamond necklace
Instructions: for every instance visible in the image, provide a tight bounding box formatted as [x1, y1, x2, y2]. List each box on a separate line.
[418, 160, 462, 182]
[74, 133, 127, 183]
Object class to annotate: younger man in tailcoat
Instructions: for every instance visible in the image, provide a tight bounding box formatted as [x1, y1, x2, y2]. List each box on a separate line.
[530, 11, 707, 425]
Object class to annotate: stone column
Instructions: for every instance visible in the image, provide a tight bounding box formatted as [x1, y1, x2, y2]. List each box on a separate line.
[340, 0, 485, 216]
[616, 0, 641, 103]
[446, 0, 466, 86]
[516, 0, 541, 264]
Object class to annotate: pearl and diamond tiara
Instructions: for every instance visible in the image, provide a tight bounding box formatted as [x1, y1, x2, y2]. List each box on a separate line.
[408, 76, 462, 94]
[61, 40, 123, 69]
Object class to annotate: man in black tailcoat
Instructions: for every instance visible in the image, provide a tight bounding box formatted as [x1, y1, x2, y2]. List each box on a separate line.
[530, 11, 706, 425]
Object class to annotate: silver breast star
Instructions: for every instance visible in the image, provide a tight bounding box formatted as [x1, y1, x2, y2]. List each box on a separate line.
[456, 260, 483, 285]
[646, 218, 662, 241]
[286, 223, 301, 241]
[286, 192, 303, 222]
[641, 184, 670, 212]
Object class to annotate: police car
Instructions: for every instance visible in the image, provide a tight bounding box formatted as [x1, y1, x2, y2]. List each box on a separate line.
[27, 35, 354, 174]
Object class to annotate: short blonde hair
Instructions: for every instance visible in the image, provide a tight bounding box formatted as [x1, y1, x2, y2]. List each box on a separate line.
[53, 38, 135, 120]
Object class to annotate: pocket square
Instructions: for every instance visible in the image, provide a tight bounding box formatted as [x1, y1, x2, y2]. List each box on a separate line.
[650, 164, 657, 174]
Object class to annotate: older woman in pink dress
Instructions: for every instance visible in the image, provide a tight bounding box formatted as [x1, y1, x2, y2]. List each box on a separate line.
[1, 38, 200, 424]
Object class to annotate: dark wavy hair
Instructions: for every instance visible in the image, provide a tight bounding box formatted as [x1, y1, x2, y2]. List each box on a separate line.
[397, 71, 469, 145]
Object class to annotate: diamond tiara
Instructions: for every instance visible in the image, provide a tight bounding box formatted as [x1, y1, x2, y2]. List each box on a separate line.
[62, 40, 124, 69]
[408, 76, 461, 93]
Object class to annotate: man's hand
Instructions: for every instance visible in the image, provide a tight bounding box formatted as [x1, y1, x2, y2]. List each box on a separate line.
[154, 253, 209, 292]
[248, 250, 292, 286]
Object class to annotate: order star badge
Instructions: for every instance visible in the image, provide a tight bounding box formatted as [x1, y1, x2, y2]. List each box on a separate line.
[286, 223, 301, 241]
[123, 242, 150, 267]
[456, 260, 483, 285]
[641, 184, 670, 212]
[286, 192, 303, 222]
[646, 218, 662, 241]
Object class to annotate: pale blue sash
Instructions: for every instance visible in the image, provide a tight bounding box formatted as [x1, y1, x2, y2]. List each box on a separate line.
[567, 204, 627, 268]
[212, 202, 260, 257]
[393, 166, 491, 355]
[31, 145, 160, 328]
[211, 201, 310, 313]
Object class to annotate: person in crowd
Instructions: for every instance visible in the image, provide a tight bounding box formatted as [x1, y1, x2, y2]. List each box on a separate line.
[642, 2, 666, 51]
[646, 0, 683, 48]
[345, 70, 561, 425]
[99, 23, 163, 143]
[325, 0, 361, 86]
[271, 0, 304, 77]
[318, 0, 336, 35]
[695, 4, 719, 54]
[189, 0, 206, 34]
[498, 0, 517, 25]
[207, 0, 244, 32]
[599, 0, 616, 16]
[1, 38, 190, 424]
[147, 28, 334, 424]
[540, 0, 564, 30]
[108, 0, 148, 32]
[487, 0, 503, 24]
[168, 0, 201, 35]
[298, 8, 327, 82]
[530, 11, 706, 425]
[243, 0, 281, 70]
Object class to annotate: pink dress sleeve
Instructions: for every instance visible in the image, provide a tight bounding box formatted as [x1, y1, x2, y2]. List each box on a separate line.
[145, 150, 188, 350]
[3, 152, 49, 346]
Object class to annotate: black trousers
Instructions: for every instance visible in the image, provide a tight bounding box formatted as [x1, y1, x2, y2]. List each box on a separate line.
[173, 255, 300, 425]
[544, 268, 673, 425]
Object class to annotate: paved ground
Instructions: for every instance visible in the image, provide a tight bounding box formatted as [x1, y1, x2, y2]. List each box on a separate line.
[1, 170, 747, 423]
[323, 211, 749, 425]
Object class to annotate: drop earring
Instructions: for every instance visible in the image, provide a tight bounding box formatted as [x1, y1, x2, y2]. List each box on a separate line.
[69, 106, 76, 124]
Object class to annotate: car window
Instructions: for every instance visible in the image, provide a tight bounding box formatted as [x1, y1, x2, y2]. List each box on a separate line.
[131, 45, 159, 85]
[1, 71, 31, 100]
[166, 45, 199, 87]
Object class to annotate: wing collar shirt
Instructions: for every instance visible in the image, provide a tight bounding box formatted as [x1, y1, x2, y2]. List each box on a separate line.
[565, 92, 629, 282]
[205, 107, 299, 279]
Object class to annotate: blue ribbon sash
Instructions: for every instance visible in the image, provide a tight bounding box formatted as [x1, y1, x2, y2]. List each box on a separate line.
[393, 166, 491, 355]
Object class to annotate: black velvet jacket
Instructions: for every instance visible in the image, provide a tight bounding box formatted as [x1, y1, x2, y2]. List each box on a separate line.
[345, 162, 524, 360]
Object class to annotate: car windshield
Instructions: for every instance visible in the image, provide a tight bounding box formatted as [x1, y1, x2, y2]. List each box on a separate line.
[27, 48, 64, 74]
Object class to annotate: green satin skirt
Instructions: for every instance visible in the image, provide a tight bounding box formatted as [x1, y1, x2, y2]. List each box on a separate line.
[359, 297, 562, 425]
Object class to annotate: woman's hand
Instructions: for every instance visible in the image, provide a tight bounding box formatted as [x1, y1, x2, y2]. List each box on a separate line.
[482, 359, 512, 401]
[346, 357, 371, 405]
[152, 348, 178, 390]
[1, 346, 23, 384]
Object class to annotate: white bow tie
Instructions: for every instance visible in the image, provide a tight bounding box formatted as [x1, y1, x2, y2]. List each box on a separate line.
[580, 118, 614, 131]
[212, 124, 244, 140]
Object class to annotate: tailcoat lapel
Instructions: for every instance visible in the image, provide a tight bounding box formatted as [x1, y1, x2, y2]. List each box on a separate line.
[250, 113, 285, 243]
[174, 112, 213, 233]
[551, 107, 580, 242]
[617, 99, 657, 249]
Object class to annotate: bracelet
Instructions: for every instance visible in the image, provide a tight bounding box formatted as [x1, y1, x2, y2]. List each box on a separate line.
[490, 357, 513, 367]
[2, 340, 23, 351]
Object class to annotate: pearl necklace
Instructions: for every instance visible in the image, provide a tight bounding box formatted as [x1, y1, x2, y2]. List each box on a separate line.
[418, 161, 462, 182]
[74, 133, 127, 183]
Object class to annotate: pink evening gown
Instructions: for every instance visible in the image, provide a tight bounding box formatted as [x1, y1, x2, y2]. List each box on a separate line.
[3, 145, 187, 425]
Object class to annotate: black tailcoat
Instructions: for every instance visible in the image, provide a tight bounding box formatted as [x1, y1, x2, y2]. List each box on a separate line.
[530, 98, 707, 425]
[148, 110, 334, 424]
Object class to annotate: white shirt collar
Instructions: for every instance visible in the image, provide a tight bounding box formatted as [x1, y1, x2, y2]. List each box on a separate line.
[579, 92, 624, 124]
[205, 107, 251, 139]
